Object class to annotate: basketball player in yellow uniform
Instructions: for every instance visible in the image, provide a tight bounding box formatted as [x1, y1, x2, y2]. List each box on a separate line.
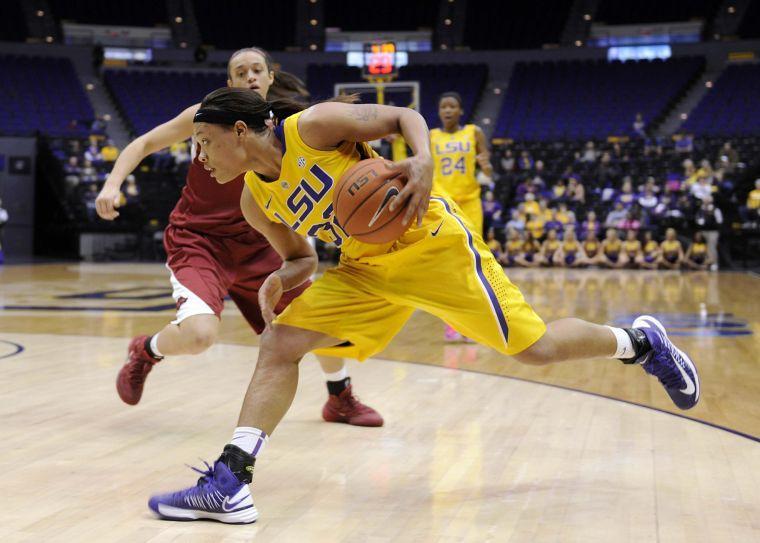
[430, 92, 492, 235]
[148, 88, 700, 523]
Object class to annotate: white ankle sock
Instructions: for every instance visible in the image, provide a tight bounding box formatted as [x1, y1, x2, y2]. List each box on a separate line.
[607, 326, 635, 359]
[230, 427, 268, 457]
[323, 366, 348, 382]
[149, 333, 163, 357]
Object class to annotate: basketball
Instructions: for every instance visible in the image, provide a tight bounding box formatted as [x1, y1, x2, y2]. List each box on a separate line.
[333, 157, 409, 244]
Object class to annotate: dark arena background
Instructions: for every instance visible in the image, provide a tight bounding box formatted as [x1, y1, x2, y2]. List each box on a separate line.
[1, 1, 759, 541]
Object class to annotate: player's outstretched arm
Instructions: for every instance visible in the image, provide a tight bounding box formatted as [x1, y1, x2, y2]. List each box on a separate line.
[96, 103, 199, 220]
[240, 187, 318, 327]
[298, 102, 433, 226]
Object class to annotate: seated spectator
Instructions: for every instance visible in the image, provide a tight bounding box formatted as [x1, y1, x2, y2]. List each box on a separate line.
[675, 133, 694, 154]
[596, 151, 619, 185]
[743, 178, 760, 223]
[690, 175, 713, 202]
[84, 184, 100, 221]
[659, 228, 684, 270]
[518, 150, 534, 170]
[500, 148, 515, 173]
[123, 175, 140, 205]
[482, 190, 503, 232]
[616, 178, 636, 208]
[485, 228, 504, 261]
[580, 141, 598, 163]
[633, 112, 645, 137]
[684, 231, 713, 271]
[504, 228, 524, 267]
[618, 209, 642, 231]
[605, 202, 628, 228]
[171, 140, 191, 167]
[717, 141, 738, 174]
[556, 202, 576, 227]
[540, 229, 561, 266]
[567, 177, 585, 204]
[523, 192, 540, 216]
[554, 228, 585, 268]
[101, 139, 119, 162]
[682, 158, 698, 186]
[84, 141, 102, 164]
[81, 160, 98, 184]
[544, 209, 563, 234]
[64, 156, 81, 193]
[515, 231, 542, 268]
[582, 232, 601, 264]
[665, 173, 681, 193]
[538, 197, 552, 221]
[580, 210, 600, 239]
[552, 179, 567, 202]
[533, 160, 547, 188]
[640, 231, 660, 270]
[505, 208, 525, 233]
[525, 213, 545, 240]
[621, 230, 642, 269]
[597, 228, 625, 268]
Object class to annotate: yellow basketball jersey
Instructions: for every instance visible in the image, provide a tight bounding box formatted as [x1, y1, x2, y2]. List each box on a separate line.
[431, 124, 479, 202]
[244, 111, 389, 259]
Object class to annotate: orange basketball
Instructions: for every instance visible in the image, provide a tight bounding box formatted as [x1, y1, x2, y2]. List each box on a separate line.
[333, 158, 409, 244]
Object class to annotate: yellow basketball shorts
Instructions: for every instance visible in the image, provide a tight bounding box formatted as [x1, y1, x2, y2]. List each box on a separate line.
[455, 197, 483, 236]
[279, 197, 546, 361]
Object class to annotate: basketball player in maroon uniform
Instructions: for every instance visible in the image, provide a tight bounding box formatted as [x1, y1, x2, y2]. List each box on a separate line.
[95, 47, 382, 426]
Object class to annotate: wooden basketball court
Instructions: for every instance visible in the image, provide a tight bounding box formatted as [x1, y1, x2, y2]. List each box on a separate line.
[1, 263, 759, 542]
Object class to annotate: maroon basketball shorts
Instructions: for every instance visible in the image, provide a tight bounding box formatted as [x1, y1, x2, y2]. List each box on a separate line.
[163, 225, 310, 334]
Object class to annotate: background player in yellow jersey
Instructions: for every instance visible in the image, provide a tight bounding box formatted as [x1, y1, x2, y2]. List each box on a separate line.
[148, 88, 701, 523]
[430, 92, 493, 235]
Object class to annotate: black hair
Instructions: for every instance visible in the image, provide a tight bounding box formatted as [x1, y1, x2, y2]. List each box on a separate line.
[438, 91, 463, 108]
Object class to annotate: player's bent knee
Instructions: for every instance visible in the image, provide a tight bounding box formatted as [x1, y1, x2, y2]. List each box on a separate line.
[258, 327, 307, 366]
[180, 317, 219, 354]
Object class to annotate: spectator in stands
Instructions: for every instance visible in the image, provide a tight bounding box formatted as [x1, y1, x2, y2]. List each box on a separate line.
[633, 113, 646, 138]
[640, 231, 660, 270]
[485, 228, 504, 262]
[580, 141, 598, 163]
[500, 148, 515, 173]
[538, 197, 552, 221]
[123, 175, 140, 205]
[504, 228, 524, 267]
[523, 192, 540, 216]
[582, 232, 601, 265]
[659, 228, 684, 270]
[482, 190, 502, 233]
[638, 188, 659, 212]
[605, 201, 628, 229]
[675, 133, 694, 154]
[555, 228, 585, 268]
[620, 230, 642, 269]
[694, 196, 722, 269]
[598, 228, 624, 268]
[540, 229, 561, 266]
[619, 208, 642, 232]
[743, 179, 760, 223]
[544, 209, 563, 234]
[684, 231, 713, 271]
[690, 174, 713, 202]
[552, 178, 567, 202]
[84, 141, 102, 164]
[81, 159, 97, 184]
[170, 140, 191, 168]
[596, 151, 619, 186]
[506, 208, 525, 233]
[515, 231, 541, 267]
[0, 198, 7, 264]
[64, 156, 81, 193]
[101, 139, 119, 162]
[682, 158, 698, 186]
[556, 202, 576, 227]
[717, 141, 738, 173]
[581, 210, 600, 239]
[518, 150, 534, 170]
[84, 184, 100, 221]
[525, 213, 545, 241]
[616, 178, 636, 208]
[567, 177, 585, 205]
[533, 160, 547, 188]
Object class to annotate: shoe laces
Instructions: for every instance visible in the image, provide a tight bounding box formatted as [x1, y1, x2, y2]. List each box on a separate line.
[341, 389, 370, 413]
[187, 459, 215, 487]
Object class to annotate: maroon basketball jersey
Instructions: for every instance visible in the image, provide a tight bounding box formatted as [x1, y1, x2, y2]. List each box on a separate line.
[169, 151, 251, 238]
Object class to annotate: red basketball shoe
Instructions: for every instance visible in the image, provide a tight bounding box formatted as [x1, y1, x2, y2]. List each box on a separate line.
[322, 385, 384, 427]
[117, 335, 160, 405]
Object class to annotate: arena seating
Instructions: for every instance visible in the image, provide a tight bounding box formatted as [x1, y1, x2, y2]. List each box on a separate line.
[193, 0, 295, 51]
[594, 0, 722, 25]
[0, 55, 94, 137]
[104, 69, 225, 136]
[493, 57, 705, 140]
[305, 63, 488, 129]
[682, 64, 760, 137]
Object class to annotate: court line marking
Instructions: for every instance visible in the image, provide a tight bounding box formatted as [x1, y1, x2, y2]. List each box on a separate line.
[0, 340, 25, 360]
[370, 355, 760, 444]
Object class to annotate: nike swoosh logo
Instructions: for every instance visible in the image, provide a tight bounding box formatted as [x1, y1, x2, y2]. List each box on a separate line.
[367, 186, 400, 228]
[265, 195, 272, 209]
[431, 221, 444, 237]
[222, 495, 247, 512]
